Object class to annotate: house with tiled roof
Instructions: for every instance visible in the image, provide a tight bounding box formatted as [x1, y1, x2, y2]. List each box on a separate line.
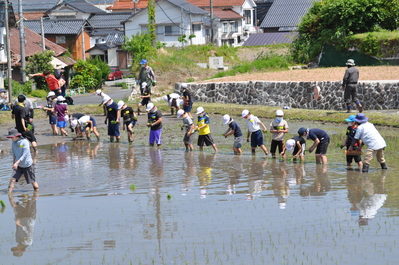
[124, 0, 209, 48]
[86, 0, 116, 11]
[185, 0, 257, 46]
[45, 0, 106, 20]
[106, 0, 150, 12]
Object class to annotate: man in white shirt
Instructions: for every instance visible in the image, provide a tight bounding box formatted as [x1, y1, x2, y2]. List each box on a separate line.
[350, 113, 387, 172]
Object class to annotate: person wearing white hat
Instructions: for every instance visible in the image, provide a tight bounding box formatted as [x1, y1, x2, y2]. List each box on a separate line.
[163, 93, 183, 116]
[181, 83, 194, 119]
[42, 91, 58, 135]
[118, 100, 137, 144]
[53, 95, 69, 136]
[342, 59, 363, 113]
[269, 109, 289, 158]
[137, 81, 151, 116]
[104, 97, 121, 142]
[71, 115, 100, 141]
[282, 135, 306, 162]
[195, 107, 218, 152]
[146, 103, 163, 147]
[177, 109, 195, 151]
[222, 114, 243, 155]
[96, 89, 110, 116]
[241, 109, 269, 156]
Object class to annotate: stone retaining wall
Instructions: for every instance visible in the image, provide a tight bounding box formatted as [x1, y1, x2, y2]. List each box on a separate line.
[175, 81, 399, 111]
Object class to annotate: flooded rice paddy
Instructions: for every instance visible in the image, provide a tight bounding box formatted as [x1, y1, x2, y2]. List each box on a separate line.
[1, 118, 399, 265]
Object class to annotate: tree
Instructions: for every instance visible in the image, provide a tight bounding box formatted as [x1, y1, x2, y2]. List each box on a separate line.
[70, 60, 105, 90]
[123, 33, 157, 70]
[291, 0, 399, 63]
[148, 0, 156, 48]
[26, 50, 54, 90]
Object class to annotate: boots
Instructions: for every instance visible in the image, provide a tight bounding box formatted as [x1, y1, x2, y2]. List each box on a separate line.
[362, 163, 369, 172]
[381, 163, 388, 169]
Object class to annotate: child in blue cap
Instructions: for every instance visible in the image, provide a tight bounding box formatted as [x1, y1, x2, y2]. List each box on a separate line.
[341, 115, 363, 170]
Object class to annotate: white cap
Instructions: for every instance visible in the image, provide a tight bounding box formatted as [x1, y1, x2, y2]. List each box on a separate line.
[57, 96, 65, 101]
[177, 109, 185, 118]
[162, 95, 168, 102]
[48, 91, 55, 97]
[222, 114, 230, 124]
[95, 89, 102, 95]
[146, 102, 154, 111]
[170, 93, 180, 99]
[142, 82, 147, 88]
[103, 96, 111, 104]
[285, 139, 295, 153]
[276, 109, 284, 116]
[242, 109, 249, 117]
[117, 100, 124, 110]
[181, 83, 187, 88]
[71, 119, 78, 129]
[196, 106, 204, 114]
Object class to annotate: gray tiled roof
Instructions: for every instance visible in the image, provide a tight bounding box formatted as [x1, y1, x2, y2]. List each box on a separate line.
[242, 32, 298, 46]
[105, 32, 124, 45]
[64, 0, 106, 14]
[88, 12, 132, 29]
[260, 0, 320, 29]
[24, 19, 88, 35]
[9, 0, 59, 11]
[85, 0, 115, 4]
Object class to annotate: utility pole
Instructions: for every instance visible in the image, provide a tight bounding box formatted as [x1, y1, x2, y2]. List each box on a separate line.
[5, 0, 12, 103]
[81, 23, 85, 60]
[210, 0, 213, 44]
[18, 0, 26, 82]
[40, 17, 45, 52]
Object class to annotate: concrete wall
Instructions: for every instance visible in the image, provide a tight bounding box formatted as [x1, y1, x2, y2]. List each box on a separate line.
[175, 80, 399, 111]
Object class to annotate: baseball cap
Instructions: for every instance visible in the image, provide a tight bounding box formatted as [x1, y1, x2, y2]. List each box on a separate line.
[146, 102, 154, 111]
[298, 127, 307, 136]
[285, 139, 295, 153]
[5, 128, 22, 138]
[57, 96, 65, 101]
[242, 109, 249, 117]
[95, 89, 102, 95]
[222, 114, 230, 124]
[345, 115, 356, 122]
[177, 109, 185, 118]
[71, 119, 78, 129]
[140, 59, 148, 64]
[196, 106, 204, 114]
[48, 91, 55, 97]
[117, 100, 124, 110]
[102, 96, 111, 104]
[276, 109, 284, 116]
[142, 82, 147, 88]
[181, 83, 187, 88]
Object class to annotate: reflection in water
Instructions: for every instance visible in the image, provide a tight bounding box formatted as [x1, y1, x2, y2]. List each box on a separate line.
[8, 192, 38, 257]
[271, 160, 289, 209]
[245, 157, 267, 200]
[300, 164, 330, 196]
[226, 155, 243, 195]
[123, 145, 136, 170]
[181, 152, 196, 194]
[108, 143, 122, 170]
[197, 153, 216, 198]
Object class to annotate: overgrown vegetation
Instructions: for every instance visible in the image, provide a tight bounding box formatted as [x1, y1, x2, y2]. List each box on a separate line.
[291, 0, 399, 63]
[5, 79, 34, 97]
[26, 50, 54, 90]
[70, 58, 110, 91]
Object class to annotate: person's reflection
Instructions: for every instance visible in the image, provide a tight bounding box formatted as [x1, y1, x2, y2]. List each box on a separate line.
[124, 145, 136, 170]
[227, 155, 243, 195]
[56, 142, 68, 164]
[197, 153, 216, 198]
[181, 152, 196, 194]
[108, 143, 121, 170]
[292, 162, 306, 185]
[346, 170, 363, 218]
[246, 157, 268, 200]
[300, 164, 330, 196]
[270, 160, 289, 209]
[356, 171, 387, 226]
[8, 192, 38, 257]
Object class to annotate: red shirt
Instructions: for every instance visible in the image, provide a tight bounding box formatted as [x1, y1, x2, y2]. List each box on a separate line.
[42, 73, 59, 91]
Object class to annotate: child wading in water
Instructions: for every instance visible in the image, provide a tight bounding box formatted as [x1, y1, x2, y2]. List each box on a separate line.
[177, 109, 195, 151]
[341, 115, 363, 170]
[222, 114, 243, 155]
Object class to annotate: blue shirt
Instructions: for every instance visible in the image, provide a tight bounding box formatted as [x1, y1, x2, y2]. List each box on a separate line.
[12, 138, 33, 168]
[107, 101, 119, 121]
[229, 121, 243, 137]
[307, 128, 329, 142]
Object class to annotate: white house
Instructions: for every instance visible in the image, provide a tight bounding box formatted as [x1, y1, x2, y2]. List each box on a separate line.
[124, 0, 210, 47]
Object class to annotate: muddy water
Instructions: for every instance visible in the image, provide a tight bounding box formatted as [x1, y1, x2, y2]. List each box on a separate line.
[1, 120, 399, 265]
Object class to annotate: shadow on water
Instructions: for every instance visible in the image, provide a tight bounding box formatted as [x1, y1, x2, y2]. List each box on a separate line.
[0, 119, 399, 264]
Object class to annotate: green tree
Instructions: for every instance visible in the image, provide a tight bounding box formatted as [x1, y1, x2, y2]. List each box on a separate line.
[148, 0, 156, 48]
[291, 0, 399, 63]
[70, 60, 102, 90]
[87, 56, 110, 87]
[123, 33, 157, 70]
[26, 50, 54, 90]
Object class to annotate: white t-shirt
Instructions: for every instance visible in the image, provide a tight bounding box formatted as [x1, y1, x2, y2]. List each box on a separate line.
[354, 122, 386, 150]
[246, 114, 261, 132]
[78, 115, 91, 126]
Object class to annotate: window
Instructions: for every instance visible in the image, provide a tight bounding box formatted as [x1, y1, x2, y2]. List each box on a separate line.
[192, 24, 201, 32]
[230, 22, 238, 33]
[244, 10, 251, 24]
[165, 25, 180, 35]
[141, 25, 148, 33]
[223, 23, 228, 33]
[56, 36, 66, 44]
